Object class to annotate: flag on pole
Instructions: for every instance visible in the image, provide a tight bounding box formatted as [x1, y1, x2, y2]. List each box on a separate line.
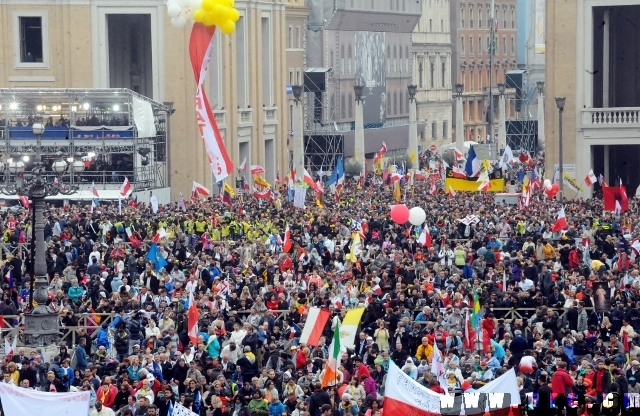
[120, 177, 131, 197]
[4, 336, 16, 362]
[250, 165, 265, 175]
[222, 183, 235, 205]
[448, 187, 456, 200]
[321, 322, 341, 388]
[478, 178, 491, 191]
[471, 292, 482, 330]
[192, 181, 211, 197]
[303, 169, 323, 193]
[238, 157, 247, 172]
[373, 142, 387, 164]
[283, 226, 292, 253]
[552, 207, 568, 233]
[91, 181, 100, 198]
[584, 169, 598, 186]
[417, 226, 432, 248]
[430, 342, 447, 390]
[393, 181, 401, 202]
[178, 193, 187, 211]
[187, 290, 200, 347]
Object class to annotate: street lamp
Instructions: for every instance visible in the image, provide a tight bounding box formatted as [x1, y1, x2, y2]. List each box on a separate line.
[497, 83, 505, 95]
[555, 97, 566, 201]
[455, 84, 464, 96]
[0, 114, 83, 345]
[354, 85, 364, 102]
[497, 84, 506, 152]
[537, 81, 544, 94]
[454, 84, 464, 148]
[407, 85, 417, 101]
[292, 85, 303, 103]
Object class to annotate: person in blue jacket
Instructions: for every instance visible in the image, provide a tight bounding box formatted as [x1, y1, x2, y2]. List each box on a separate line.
[58, 359, 74, 390]
[268, 396, 286, 416]
[96, 322, 110, 350]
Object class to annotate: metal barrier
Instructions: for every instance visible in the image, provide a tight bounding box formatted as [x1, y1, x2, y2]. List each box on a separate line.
[0, 306, 592, 348]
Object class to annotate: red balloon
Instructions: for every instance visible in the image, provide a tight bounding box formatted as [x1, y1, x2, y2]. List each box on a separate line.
[390, 204, 410, 224]
[551, 183, 559, 193]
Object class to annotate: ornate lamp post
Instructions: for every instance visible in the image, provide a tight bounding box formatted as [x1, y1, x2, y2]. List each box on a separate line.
[0, 114, 84, 345]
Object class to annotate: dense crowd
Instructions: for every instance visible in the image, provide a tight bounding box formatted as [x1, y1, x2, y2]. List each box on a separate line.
[0, 159, 636, 416]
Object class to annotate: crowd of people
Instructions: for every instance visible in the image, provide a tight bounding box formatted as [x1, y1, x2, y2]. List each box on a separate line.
[0, 157, 635, 416]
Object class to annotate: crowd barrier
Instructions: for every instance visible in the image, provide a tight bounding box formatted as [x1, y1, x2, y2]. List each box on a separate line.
[0, 307, 593, 350]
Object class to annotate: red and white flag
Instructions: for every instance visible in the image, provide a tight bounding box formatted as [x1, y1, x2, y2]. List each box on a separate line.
[390, 172, 402, 182]
[552, 207, 568, 233]
[91, 181, 100, 198]
[448, 187, 456, 200]
[429, 178, 437, 195]
[18, 195, 30, 209]
[250, 165, 265, 175]
[187, 290, 200, 347]
[584, 169, 597, 186]
[478, 178, 491, 191]
[192, 181, 211, 197]
[299, 307, 331, 347]
[454, 147, 463, 159]
[189, 23, 233, 181]
[417, 226, 432, 248]
[283, 225, 292, 253]
[303, 168, 323, 193]
[4, 336, 16, 362]
[238, 157, 247, 172]
[253, 187, 272, 200]
[373, 142, 387, 163]
[120, 177, 131, 197]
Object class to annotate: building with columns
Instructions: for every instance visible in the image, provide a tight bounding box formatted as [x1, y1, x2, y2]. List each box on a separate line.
[545, 0, 640, 198]
[450, 0, 518, 144]
[412, 0, 453, 148]
[0, 0, 289, 198]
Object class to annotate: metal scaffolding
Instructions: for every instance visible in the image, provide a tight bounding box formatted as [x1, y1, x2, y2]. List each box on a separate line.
[505, 79, 538, 154]
[0, 88, 168, 191]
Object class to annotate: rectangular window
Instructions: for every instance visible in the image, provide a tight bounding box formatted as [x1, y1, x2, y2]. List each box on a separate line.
[478, 8, 482, 28]
[470, 7, 474, 28]
[461, 8, 465, 28]
[441, 20, 443, 32]
[296, 70, 301, 85]
[341, 94, 346, 119]
[511, 10, 515, 29]
[503, 9, 506, 29]
[443, 121, 448, 139]
[470, 37, 474, 55]
[394, 92, 398, 114]
[511, 37, 515, 54]
[348, 93, 353, 118]
[503, 37, 506, 55]
[399, 91, 404, 113]
[478, 37, 482, 55]
[432, 121, 437, 139]
[296, 26, 300, 48]
[288, 26, 292, 49]
[289, 70, 293, 86]
[461, 36, 465, 55]
[13, 12, 49, 68]
[429, 19, 432, 32]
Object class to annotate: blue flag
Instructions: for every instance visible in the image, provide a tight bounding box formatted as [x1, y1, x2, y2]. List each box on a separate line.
[464, 145, 478, 177]
[146, 243, 168, 272]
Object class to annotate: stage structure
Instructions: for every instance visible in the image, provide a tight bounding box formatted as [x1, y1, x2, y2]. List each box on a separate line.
[505, 70, 538, 153]
[0, 88, 169, 198]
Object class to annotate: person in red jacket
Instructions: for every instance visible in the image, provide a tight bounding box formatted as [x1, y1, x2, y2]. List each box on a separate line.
[551, 361, 574, 414]
[569, 248, 581, 269]
[429, 378, 445, 394]
[97, 376, 118, 409]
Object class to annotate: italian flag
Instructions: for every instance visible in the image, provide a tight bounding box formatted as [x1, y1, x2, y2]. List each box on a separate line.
[321, 321, 341, 388]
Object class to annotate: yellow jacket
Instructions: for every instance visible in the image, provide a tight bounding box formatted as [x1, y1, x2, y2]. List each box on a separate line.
[415, 343, 433, 362]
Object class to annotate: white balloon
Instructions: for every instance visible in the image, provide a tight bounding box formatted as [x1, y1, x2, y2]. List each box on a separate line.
[543, 179, 551, 188]
[167, 0, 180, 6]
[167, 3, 182, 18]
[545, 183, 552, 191]
[408, 207, 427, 226]
[171, 15, 187, 27]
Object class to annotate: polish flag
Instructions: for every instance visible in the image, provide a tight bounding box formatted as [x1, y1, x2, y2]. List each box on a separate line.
[152, 227, 168, 243]
[299, 307, 331, 347]
[417, 226, 432, 248]
[18, 195, 30, 209]
[303, 168, 323, 193]
[413, 170, 427, 181]
[552, 207, 568, 233]
[91, 181, 100, 198]
[283, 225, 292, 253]
[584, 169, 597, 186]
[187, 290, 200, 347]
[478, 178, 491, 192]
[373, 142, 387, 163]
[454, 148, 463, 159]
[238, 157, 247, 172]
[250, 165, 265, 175]
[390, 172, 402, 182]
[4, 336, 16, 362]
[448, 188, 456, 199]
[192, 181, 211, 197]
[120, 177, 132, 197]
[429, 178, 437, 195]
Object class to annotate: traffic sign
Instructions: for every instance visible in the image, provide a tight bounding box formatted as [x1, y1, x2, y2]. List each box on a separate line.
[429, 144, 437, 151]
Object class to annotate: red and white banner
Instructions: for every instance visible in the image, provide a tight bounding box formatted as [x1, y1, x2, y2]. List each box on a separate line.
[384, 362, 521, 416]
[189, 23, 233, 181]
[253, 187, 272, 200]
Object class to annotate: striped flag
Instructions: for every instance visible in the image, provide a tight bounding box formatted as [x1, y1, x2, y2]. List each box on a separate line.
[321, 322, 341, 388]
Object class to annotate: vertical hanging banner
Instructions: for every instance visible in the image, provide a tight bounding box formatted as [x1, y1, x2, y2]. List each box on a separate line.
[189, 23, 233, 181]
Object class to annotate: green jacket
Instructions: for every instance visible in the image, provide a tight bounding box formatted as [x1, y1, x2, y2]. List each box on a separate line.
[248, 399, 269, 415]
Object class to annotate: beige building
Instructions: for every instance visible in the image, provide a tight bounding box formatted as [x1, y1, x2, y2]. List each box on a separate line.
[284, 0, 309, 161]
[0, 0, 289, 198]
[545, 0, 640, 198]
[451, 0, 518, 143]
[412, 0, 453, 148]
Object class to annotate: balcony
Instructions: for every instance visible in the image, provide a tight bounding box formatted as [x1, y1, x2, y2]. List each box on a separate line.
[213, 110, 227, 127]
[263, 107, 277, 125]
[238, 108, 253, 125]
[582, 108, 640, 126]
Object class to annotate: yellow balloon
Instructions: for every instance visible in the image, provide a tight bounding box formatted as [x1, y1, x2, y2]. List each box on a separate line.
[220, 19, 235, 35]
[202, 12, 216, 26]
[201, 0, 215, 11]
[193, 9, 206, 23]
[228, 8, 240, 22]
[212, 4, 230, 21]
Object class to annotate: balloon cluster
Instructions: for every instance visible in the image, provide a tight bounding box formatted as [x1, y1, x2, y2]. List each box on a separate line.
[543, 179, 560, 199]
[193, 0, 240, 35]
[390, 205, 427, 225]
[166, 0, 200, 28]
